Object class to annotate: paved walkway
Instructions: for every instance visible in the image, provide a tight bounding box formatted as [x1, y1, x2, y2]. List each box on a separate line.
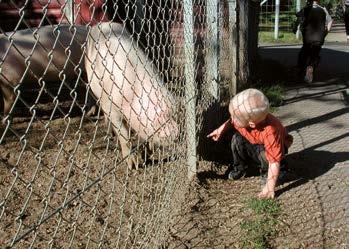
[260, 41, 349, 247]
[326, 22, 348, 43]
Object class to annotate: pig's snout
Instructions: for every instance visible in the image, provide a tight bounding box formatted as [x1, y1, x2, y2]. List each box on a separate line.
[158, 119, 179, 143]
[153, 104, 180, 145]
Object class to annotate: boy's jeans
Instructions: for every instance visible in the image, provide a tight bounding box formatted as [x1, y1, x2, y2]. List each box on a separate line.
[230, 132, 287, 175]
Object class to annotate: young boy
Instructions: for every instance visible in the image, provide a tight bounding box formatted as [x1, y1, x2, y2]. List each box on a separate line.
[207, 89, 293, 199]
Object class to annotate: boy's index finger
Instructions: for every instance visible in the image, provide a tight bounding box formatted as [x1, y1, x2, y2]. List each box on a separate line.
[207, 132, 214, 138]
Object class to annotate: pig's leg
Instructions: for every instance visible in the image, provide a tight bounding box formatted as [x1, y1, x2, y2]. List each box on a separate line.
[85, 95, 97, 117]
[107, 112, 141, 170]
[0, 83, 15, 123]
[85, 90, 97, 117]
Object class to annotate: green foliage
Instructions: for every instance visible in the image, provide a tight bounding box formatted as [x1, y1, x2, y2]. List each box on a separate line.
[259, 31, 302, 44]
[240, 198, 281, 249]
[321, 0, 340, 9]
[252, 83, 285, 109]
[247, 198, 281, 216]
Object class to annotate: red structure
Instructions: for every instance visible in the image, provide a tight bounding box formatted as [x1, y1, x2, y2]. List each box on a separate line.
[0, 0, 110, 32]
[74, 0, 109, 26]
[0, 0, 64, 32]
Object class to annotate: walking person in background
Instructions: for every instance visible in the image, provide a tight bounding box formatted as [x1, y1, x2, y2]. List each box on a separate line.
[343, 0, 349, 43]
[296, 0, 333, 83]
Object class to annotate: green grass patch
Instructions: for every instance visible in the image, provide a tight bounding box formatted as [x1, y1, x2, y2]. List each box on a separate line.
[259, 84, 285, 107]
[240, 83, 285, 112]
[248, 83, 285, 112]
[240, 198, 281, 249]
[247, 198, 281, 215]
[259, 31, 301, 44]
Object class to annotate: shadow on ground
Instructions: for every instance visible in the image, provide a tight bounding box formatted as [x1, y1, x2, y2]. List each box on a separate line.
[278, 149, 349, 196]
[197, 101, 234, 166]
[257, 46, 349, 87]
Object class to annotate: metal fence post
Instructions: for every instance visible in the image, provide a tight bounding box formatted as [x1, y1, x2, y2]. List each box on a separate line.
[64, 0, 74, 24]
[184, 0, 197, 181]
[206, 0, 219, 99]
[274, 0, 280, 39]
[228, 0, 237, 96]
[296, 0, 301, 39]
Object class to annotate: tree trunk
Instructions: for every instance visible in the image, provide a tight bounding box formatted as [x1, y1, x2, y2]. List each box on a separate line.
[248, 0, 260, 81]
[237, 0, 260, 88]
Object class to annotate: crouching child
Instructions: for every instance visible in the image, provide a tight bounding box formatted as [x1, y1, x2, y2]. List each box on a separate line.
[207, 89, 293, 199]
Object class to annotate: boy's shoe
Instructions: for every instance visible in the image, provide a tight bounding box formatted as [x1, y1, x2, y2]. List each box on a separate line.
[304, 66, 313, 83]
[277, 169, 288, 185]
[227, 167, 246, 180]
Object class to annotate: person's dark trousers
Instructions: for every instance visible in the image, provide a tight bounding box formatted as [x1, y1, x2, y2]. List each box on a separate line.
[229, 132, 288, 179]
[230, 132, 268, 175]
[345, 5, 349, 36]
[297, 41, 322, 75]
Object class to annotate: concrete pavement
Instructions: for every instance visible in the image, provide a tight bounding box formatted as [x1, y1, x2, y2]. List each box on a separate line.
[259, 41, 349, 247]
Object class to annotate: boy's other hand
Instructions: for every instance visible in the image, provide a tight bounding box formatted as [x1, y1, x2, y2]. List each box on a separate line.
[207, 129, 222, 141]
[258, 186, 275, 199]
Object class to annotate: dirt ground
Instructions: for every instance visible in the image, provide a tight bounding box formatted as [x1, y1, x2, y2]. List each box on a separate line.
[0, 109, 188, 248]
[164, 159, 340, 249]
[1, 101, 347, 248]
[0, 101, 338, 249]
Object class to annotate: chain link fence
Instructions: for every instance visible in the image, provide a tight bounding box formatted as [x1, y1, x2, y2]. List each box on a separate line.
[259, 0, 345, 40]
[0, 0, 237, 247]
[259, 0, 303, 41]
[260, 0, 298, 32]
[258, 0, 346, 43]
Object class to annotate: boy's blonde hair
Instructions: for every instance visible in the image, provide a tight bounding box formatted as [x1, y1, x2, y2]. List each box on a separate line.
[229, 88, 269, 127]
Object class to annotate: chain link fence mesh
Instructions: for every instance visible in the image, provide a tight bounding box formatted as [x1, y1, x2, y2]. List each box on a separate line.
[259, 0, 303, 42]
[0, 0, 236, 247]
[260, 0, 297, 33]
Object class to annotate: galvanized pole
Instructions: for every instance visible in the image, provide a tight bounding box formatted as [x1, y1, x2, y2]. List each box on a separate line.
[206, 0, 219, 99]
[296, 0, 301, 39]
[184, 0, 197, 181]
[228, 0, 237, 96]
[274, 0, 280, 39]
[64, 0, 74, 24]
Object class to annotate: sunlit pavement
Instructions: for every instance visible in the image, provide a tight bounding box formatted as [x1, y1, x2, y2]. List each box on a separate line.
[259, 41, 349, 247]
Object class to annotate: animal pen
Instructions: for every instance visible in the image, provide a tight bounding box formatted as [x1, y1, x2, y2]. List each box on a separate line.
[0, 0, 257, 247]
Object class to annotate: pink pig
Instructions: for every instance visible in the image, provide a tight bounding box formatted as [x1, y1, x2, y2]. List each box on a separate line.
[85, 23, 179, 169]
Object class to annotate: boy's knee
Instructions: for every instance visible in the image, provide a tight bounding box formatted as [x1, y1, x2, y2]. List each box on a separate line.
[231, 132, 244, 147]
[231, 133, 245, 154]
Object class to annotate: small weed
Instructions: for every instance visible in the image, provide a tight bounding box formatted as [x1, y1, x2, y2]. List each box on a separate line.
[240, 198, 281, 249]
